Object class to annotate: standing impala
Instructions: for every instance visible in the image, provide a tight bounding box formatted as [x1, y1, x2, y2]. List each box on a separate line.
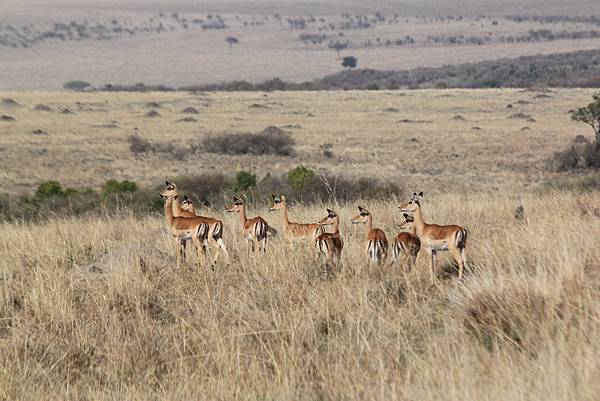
[392, 213, 421, 269]
[161, 182, 229, 266]
[227, 197, 272, 253]
[398, 192, 468, 280]
[315, 208, 343, 265]
[269, 194, 323, 243]
[351, 206, 388, 264]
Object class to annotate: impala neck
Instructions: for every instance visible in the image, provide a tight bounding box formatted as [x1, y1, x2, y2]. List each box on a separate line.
[280, 202, 291, 228]
[412, 206, 426, 236]
[172, 197, 184, 216]
[164, 197, 175, 225]
[364, 215, 373, 237]
[331, 217, 340, 235]
[238, 205, 248, 227]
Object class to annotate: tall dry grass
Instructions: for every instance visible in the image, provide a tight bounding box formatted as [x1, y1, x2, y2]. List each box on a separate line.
[1, 190, 599, 400]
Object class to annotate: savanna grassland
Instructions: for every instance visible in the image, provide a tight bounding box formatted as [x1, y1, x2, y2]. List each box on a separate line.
[0, 88, 595, 195]
[3, 0, 600, 90]
[1, 88, 600, 400]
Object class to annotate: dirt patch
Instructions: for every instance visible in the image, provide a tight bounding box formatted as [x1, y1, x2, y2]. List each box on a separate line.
[32, 129, 48, 135]
[60, 108, 76, 115]
[452, 115, 466, 121]
[1, 115, 16, 121]
[146, 110, 161, 118]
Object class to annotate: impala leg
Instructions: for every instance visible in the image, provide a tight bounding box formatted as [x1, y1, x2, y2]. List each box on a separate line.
[430, 249, 437, 283]
[450, 248, 465, 280]
[215, 238, 230, 265]
[193, 237, 205, 267]
[175, 237, 182, 268]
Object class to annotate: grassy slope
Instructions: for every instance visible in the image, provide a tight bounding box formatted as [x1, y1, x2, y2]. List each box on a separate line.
[0, 191, 599, 400]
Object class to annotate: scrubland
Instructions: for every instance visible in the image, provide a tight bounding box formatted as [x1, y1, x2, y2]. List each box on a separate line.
[1, 87, 600, 400]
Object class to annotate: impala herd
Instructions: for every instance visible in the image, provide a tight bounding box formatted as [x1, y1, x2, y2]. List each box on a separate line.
[160, 182, 469, 280]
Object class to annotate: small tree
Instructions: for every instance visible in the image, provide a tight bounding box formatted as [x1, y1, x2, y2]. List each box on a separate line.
[329, 40, 348, 58]
[63, 80, 91, 92]
[571, 92, 600, 148]
[225, 36, 239, 48]
[234, 171, 256, 193]
[288, 165, 315, 189]
[341, 56, 357, 69]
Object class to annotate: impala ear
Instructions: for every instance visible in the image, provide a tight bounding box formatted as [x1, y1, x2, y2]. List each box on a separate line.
[417, 191, 424, 197]
[233, 196, 240, 202]
[327, 208, 336, 217]
[173, 195, 179, 200]
[271, 193, 275, 200]
[165, 180, 170, 186]
[183, 195, 189, 201]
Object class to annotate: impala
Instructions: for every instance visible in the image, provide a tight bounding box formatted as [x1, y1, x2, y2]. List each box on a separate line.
[392, 213, 421, 269]
[161, 181, 229, 266]
[181, 196, 211, 214]
[351, 206, 388, 264]
[398, 192, 468, 280]
[227, 197, 273, 253]
[315, 208, 343, 264]
[269, 194, 323, 243]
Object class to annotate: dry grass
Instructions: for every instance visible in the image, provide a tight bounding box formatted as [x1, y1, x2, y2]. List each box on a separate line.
[1, 190, 599, 400]
[0, 88, 596, 195]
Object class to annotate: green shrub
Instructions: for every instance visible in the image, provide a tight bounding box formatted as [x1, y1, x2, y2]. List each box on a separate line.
[288, 165, 315, 189]
[102, 179, 138, 195]
[234, 171, 257, 193]
[36, 181, 66, 198]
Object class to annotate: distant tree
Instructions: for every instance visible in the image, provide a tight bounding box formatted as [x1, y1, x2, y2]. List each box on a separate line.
[225, 36, 239, 48]
[571, 92, 600, 148]
[63, 80, 91, 92]
[342, 56, 358, 69]
[329, 40, 348, 58]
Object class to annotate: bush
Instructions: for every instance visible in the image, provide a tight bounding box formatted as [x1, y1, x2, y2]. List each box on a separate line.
[202, 126, 295, 156]
[288, 165, 315, 189]
[234, 171, 257, 193]
[63, 80, 92, 91]
[552, 138, 600, 170]
[127, 134, 153, 155]
[36, 181, 67, 198]
[102, 179, 138, 195]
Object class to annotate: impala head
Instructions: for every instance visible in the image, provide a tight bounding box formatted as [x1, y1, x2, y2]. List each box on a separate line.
[269, 194, 286, 211]
[160, 181, 178, 199]
[181, 195, 194, 212]
[398, 191, 423, 213]
[227, 196, 245, 213]
[319, 208, 338, 226]
[398, 213, 415, 229]
[351, 206, 370, 224]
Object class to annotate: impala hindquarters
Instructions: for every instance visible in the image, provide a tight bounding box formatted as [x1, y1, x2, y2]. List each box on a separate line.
[351, 206, 388, 264]
[315, 208, 343, 265]
[392, 213, 421, 269]
[227, 197, 271, 254]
